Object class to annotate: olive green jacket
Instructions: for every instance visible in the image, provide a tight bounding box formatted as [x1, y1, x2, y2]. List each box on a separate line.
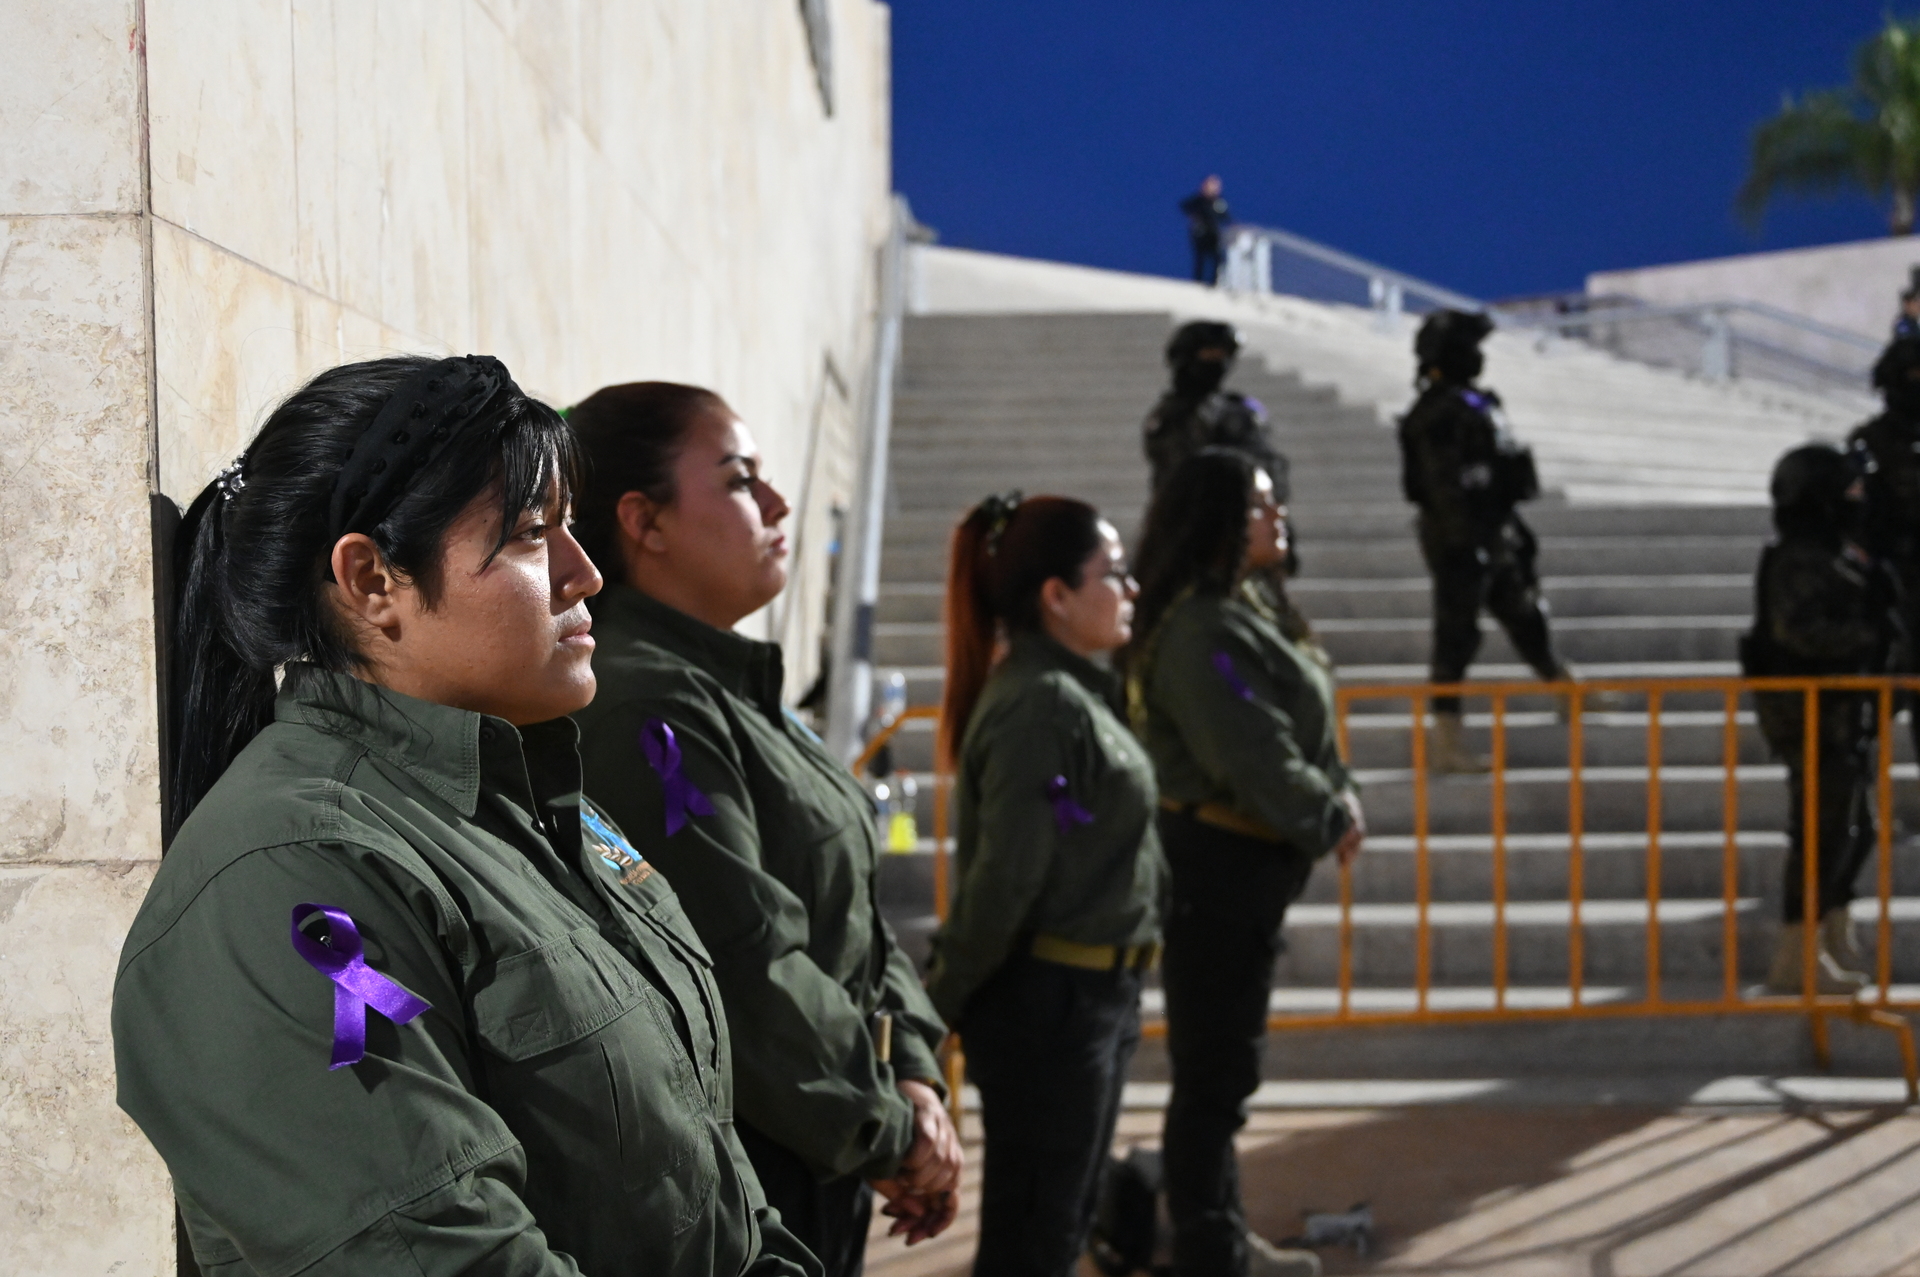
[1133, 584, 1354, 857]
[113, 665, 814, 1277]
[575, 586, 946, 1183]
[927, 633, 1164, 1025]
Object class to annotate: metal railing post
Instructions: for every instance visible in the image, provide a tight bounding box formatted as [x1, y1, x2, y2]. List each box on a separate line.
[823, 196, 909, 762]
[1702, 308, 1733, 382]
[1878, 686, 1897, 1005]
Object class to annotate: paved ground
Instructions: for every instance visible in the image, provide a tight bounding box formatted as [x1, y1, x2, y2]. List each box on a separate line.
[865, 1100, 1920, 1277]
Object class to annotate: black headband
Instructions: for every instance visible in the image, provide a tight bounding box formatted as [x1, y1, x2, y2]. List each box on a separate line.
[328, 355, 516, 542]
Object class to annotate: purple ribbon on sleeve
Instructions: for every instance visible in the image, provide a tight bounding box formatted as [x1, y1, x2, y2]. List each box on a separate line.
[1045, 775, 1095, 834]
[288, 904, 431, 1071]
[1211, 650, 1257, 703]
[641, 718, 716, 836]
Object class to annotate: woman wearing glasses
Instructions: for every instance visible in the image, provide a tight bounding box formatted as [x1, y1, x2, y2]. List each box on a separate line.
[928, 492, 1164, 1277]
[1123, 448, 1363, 1277]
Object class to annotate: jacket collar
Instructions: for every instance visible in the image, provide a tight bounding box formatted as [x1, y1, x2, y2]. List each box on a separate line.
[276, 663, 579, 818]
[595, 584, 786, 714]
[1004, 630, 1122, 712]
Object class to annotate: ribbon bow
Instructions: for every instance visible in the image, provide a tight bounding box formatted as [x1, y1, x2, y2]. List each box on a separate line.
[1045, 775, 1095, 835]
[1211, 650, 1257, 703]
[641, 718, 716, 836]
[288, 904, 432, 1070]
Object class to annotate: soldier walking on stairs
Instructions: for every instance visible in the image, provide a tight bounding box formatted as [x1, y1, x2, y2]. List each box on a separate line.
[1741, 444, 1902, 994]
[1397, 309, 1572, 774]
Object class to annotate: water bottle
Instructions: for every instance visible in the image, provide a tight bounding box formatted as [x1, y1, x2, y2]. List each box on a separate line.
[887, 771, 920, 852]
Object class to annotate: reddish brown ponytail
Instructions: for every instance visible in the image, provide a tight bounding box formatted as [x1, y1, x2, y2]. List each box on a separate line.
[938, 494, 1103, 768]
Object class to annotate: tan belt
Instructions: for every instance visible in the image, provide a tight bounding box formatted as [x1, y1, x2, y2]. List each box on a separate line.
[1030, 933, 1160, 972]
[1159, 796, 1283, 843]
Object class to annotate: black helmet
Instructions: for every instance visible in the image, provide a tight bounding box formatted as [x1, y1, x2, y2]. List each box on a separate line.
[1166, 321, 1240, 368]
[1769, 443, 1862, 540]
[1414, 309, 1494, 383]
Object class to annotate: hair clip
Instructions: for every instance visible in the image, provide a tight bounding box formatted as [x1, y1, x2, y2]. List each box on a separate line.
[214, 455, 247, 502]
[980, 490, 1023, 555]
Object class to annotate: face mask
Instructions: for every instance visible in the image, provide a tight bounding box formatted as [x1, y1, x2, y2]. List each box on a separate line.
[1174, 360, 1228, 397]
[1441, 347, 1485, 383]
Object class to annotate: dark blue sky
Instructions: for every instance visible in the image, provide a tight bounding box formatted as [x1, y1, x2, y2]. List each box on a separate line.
[892, 3, 1901, 299]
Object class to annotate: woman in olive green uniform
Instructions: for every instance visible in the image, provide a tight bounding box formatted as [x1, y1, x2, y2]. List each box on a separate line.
[926, 493, 1162, 1277]
[567, 384, 963, 1277]
[1125, 447, 1365, 1277]
[113, 357, 815, 1276]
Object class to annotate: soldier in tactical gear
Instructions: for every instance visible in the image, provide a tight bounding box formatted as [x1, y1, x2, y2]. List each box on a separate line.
[1399, 309, 1571, 773]
[1849, 335, 1920, 762]
[1145, 322, 1285, 495]
[1145, 321, 1314, 646]
[1741, 444, 1902, 993]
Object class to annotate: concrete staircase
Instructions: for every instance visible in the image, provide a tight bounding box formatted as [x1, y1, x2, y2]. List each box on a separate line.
[874, 308, 1920, 1079]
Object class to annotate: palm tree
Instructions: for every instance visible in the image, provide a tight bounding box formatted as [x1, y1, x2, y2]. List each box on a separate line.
[1738, 17, 1920, 235]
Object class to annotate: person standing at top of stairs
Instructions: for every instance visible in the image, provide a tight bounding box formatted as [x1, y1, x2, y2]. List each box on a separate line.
[1398, 309, 1574, 774]
[1179, 176, 1232, 286]
[1144, 321, 1315, 647]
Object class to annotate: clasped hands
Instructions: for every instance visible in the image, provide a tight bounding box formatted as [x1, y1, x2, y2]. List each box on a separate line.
[868, 1079, 963, 1244]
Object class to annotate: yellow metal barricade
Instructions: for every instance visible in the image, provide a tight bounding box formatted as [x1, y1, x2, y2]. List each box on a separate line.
[855, 676, 1920, 1108]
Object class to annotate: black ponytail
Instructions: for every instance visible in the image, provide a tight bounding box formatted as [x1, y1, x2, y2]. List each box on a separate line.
[165, 355, 578, 840]
[1120, 447, 1258, 674]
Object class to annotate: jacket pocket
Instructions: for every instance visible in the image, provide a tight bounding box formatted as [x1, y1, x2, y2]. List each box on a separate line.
[472, 928, 719, 1233]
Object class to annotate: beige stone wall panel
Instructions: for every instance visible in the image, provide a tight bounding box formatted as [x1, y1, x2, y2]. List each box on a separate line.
[291, 0, 475, 345]
[146, 0, 301, 280]
[0, 215, 159, 867]
[463, 9, 580, 401]
[0, 0, 143, 216]
[154, 220, 442, 504]
[0, 861, 170, 1276]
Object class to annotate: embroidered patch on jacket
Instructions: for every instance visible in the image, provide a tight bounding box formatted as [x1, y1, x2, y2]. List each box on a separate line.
[581, 799, 654, 887]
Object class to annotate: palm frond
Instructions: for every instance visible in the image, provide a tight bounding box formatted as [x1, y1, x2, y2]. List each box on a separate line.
[1736, 89, 1889, 228]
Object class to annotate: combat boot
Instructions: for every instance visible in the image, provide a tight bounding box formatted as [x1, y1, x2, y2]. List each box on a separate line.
[1552, 664, 1631, 721]
[1428, 711, 1490, 775]
[1247, 1231, 1322, 1277]
[1764, 922, 1867, 995]
[1822, 908, 1871, 983]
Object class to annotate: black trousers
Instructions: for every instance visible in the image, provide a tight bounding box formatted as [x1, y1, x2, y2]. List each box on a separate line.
[962, 952, 1143, 1277]
[1191, 236, 1222, 285]
[1760, 695, 1880, 925]
[1159, 810, 1314, 1277]
[1894, 555, 1920, 761]
[1420, 519, 1560, 713]
[1782, 751, 1877, 924]
[737, 1121, 872, 1277]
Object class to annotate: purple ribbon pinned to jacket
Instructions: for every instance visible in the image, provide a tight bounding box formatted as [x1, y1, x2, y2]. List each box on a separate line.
[1045, 775, 1095, 835]
[288, 903, 431, 1071]
[641, 718, 716, 836]
[1211, 650, 1257, 703]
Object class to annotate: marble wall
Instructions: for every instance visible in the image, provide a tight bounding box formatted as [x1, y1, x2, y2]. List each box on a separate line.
[2, 1, 892, 1272]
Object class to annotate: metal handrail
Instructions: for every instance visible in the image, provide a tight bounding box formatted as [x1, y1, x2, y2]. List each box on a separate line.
[823, 196, 911, 762]
[872, 676, 1920, 1102]
[1225, 222, 1483, 312]
[1510, 297, 1881, 350]
[1221, 221, 1882, 391]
